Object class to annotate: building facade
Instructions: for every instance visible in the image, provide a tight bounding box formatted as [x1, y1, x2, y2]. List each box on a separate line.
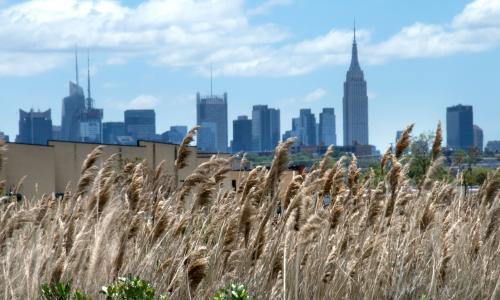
[61, 82, 86, 141]
[485, 141, 500, 153]
[343, 28, 369, 146]
[124, 110, 156, 141]
[298, 109, 316, 146]
[252, 105, 280, 152]
[103, 122, 126, 144]
[473, 125, 484, 152]
[196, 92, 228, 153]
[232, 115, 252, 152]
[446, 104, 473, 150]
[319, 108, 337, 146]
[17, 109, 53, 145]
[162, 126, 188, 144]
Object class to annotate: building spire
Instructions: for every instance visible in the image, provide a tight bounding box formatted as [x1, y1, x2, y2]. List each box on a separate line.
[75, 45, 79, 86]
[349, 20, 360, 71]
[353, 18, 356, 43]
[87, 48, 92, 109]
[210, 63, 213, 97]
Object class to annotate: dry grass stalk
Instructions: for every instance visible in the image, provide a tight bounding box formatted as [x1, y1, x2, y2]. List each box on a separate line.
[395, 124, 414, 159]
[0, 130, 498, 299]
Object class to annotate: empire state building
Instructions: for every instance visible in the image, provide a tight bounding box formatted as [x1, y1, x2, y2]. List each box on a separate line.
[343, 26, 369, 146]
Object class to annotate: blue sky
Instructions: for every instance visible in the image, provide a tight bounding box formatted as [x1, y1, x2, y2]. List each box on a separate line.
[0, 0, 499, 151]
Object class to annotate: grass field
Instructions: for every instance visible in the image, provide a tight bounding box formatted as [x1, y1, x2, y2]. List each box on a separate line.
[0, 125, 498, 299]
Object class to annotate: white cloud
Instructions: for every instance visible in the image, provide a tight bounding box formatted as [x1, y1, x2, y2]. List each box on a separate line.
[304, 88, 326, 103]
[120, 95, 160, 109]
[0, 0, 499, 77]
[247, 0, 292, 16]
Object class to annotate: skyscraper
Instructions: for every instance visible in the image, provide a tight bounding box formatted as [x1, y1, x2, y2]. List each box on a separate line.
[162, 126, 188, 144]
[299, 109, 316, 146]
[446, 104, 473, 150]
[196, 92, 228, 152]
[343, 25, 369, 146]
[319, 108, 337, 146]
[252, 105, 280, 152]
[232, 115, 252, 152]
[473, 124, 483, 152]
[103, 122, 126, 144]
[61, 49, 86, 141]
[124, 110, 156, 141]
[79, 50, 103, 143]
[17, 109, 53, 145]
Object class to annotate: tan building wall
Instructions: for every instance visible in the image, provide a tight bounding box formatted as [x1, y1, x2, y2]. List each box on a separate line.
[0, 143, 55, 198]
[1, 140, 231, 198]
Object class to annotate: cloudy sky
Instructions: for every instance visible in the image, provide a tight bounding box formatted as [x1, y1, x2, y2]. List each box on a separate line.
[0, 0, 499, 150]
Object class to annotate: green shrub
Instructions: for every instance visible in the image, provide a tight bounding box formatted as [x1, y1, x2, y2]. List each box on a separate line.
[100, 274, 156, 300]
[213, 283, 252, 300]
[40, 282, 90, 300]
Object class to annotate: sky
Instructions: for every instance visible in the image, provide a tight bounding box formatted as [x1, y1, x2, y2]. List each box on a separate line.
[0, 0, 499, 151]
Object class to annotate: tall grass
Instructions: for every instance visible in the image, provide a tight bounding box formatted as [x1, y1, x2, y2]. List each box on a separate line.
[0, 126, 498, 299]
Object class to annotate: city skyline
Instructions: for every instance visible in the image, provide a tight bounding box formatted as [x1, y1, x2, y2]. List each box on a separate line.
[1, 0, 500, 151]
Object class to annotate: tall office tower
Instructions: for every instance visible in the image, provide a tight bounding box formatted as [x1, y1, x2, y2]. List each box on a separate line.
[343, 25, 369, 146]
[162, 126, 188, 144]
[17, 109, 53, 145]
[232, 115, 252, 152]
[283, 117, 301, 146]
[269, 108, 281, 151]
[196, 92, 228, 152]
[52, 126, 62, 140]
[319, 108, 337, 146]
[473, 124, 483, 152]
[61, 50, 86, 141]
[252, 105, 281, 152]
[79, 51, 103, 143]
[103, 122, 126, 144]
[124, 110, 156, 141]
[446, 104, 473, 150]
[298, 109, 316, 146]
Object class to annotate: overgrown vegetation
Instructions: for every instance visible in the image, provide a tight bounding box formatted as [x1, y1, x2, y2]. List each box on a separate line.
[0, 125, 498, 299]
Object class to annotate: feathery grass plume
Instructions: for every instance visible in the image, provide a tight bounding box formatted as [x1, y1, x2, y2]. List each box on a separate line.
[384, 156, 402, 220]
[319, 145, 334, 176]
[222, 216, 239, 270]
[283, 175, 303, 210]
[322, 245, 337, 283]
[80, 145, 104, 174]
[421, 156, 445, 191]
[175, 125, 199, 170]
[364, 182, 384, 228]
[483, 205, 499, 242]
[75, 166, 98, 199]
[240, 166, 263, 201]
[191, 180, 216, 213]
[432, 121, 443, 161]
[186, 246, 208, 292]
[395, 123, 414, 159]
[239, 199, 256, 247]
[347, 154, 360, 196]
[380, 146, 392, 175]
[111, 230, 128, 279]
[127, 163, 143, 211]
[298, 214, 325, 246]
[479, 168, 499, 206]
[328, 202, 344, 229]
[264, 138, 295, 193]
[154, 160, 166, 183]
[330, 157, 347, 200]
